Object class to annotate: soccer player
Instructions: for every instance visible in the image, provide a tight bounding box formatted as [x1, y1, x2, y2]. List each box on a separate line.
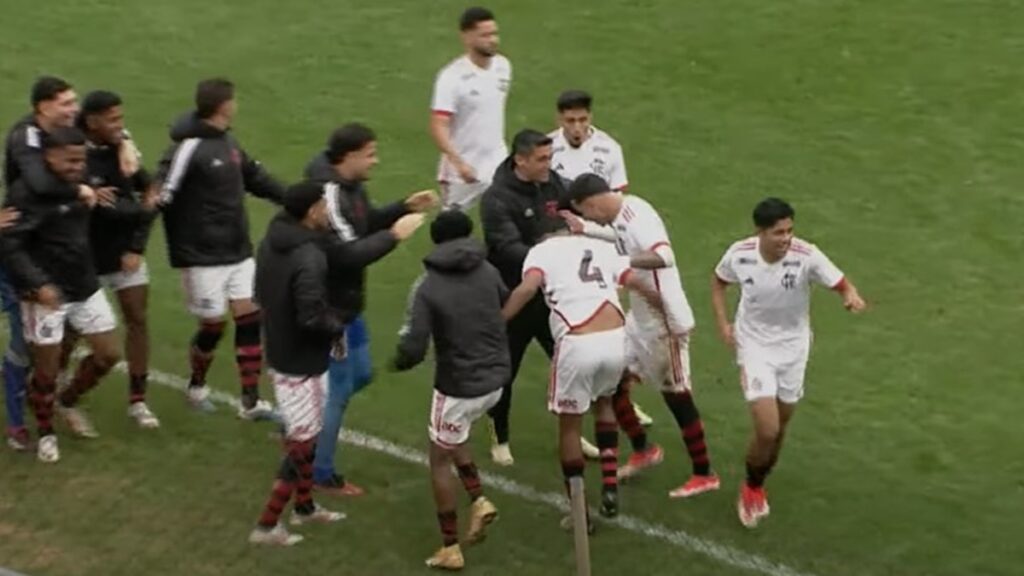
[502, 218, 662, 527]
[157, 77, 285, 419]
[250, 181, 346, 547]
[79, 90, 160, 429]
[392, 211, 507, 570]
[480, 129, 568, 465]
[549, 90, 628, 191]
[569, 174, 720, 498]
[304, 123, 435, 494]
[711, 198, 866, 528]
[0, 127, 121, 462]
[430, 6, 511, 210]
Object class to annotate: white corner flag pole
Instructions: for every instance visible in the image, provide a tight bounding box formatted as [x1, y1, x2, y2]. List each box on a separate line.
[569, 475, 592, 576]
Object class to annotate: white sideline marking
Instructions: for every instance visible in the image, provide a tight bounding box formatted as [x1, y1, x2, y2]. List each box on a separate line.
[131, 364, 817, 576]
[0, 568, 30, 576]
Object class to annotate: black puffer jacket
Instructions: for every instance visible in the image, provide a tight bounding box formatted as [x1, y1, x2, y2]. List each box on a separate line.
[255, 212, 347, 376]
[393, 237, 510, 399]
[85, 142, 157, 275]
[156, 112, 285, 268]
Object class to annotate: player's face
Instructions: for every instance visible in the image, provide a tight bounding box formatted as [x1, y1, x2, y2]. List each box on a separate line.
[515, 144, 552, 182]
[344, 141, 380, 181]
[559, 108, 591, 147]
[759, 217, 795, 260]
[219, 98, 238, 125]
[463, 20, 499, 57]
[573, 193, 617, 224]
[38, 90, 80, 128]
[45, 144, 87, 183]
[87, 106, 125, 145]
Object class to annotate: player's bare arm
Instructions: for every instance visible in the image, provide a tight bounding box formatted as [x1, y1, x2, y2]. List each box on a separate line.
[429, 114, 477, 183]
[501, 270, 543, 321]
[629, 249, 669, 270]
[834, 278, 867, 313]
[710, 275, 735, 348]
[622, 271, 665, 317]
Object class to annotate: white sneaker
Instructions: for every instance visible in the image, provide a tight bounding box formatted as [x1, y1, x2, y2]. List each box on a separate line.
[634, 403, 654, 427]
[57, 404, 99, 438]
[491, 443, 514, 466]
[37, 434, 60, 463]
[290, 504, 346, 526]
[238, 399, 277, 421]
[128, 402, 160, 429]
[186, 386, 217, 413]
[581, 437, 600, 460]
[248, 524, 304, 547]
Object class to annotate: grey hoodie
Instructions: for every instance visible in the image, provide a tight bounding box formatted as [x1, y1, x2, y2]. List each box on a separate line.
[393, 237, 510, 398]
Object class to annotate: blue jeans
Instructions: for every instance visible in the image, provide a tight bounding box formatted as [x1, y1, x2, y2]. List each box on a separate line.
[313, 315, 373, 483]
[1, 268, 28, 433]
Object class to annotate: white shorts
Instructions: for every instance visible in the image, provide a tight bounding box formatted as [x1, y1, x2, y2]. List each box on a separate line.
[21, 290, 118, 345]
[737, 343, 809, 404]
[440, 180, 489, 211]
[625, 314, 692, 393]
[99, 260, 150, 292]
[428, 388, 502, 449]
[180, 258, 255, 319]
[271, 370, 327, 442]
[549, 328, 626, 415]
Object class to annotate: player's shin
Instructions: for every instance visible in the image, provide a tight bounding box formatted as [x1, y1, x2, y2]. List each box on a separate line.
[594, 400, 619, 517]
[613, 377, 647, 452]
[234, 311, 263, 409]
[429, 443, 460, 547]
[119, 285, 149, 404]
[662, 390, 712, 476]
[189, 320, 225, 387]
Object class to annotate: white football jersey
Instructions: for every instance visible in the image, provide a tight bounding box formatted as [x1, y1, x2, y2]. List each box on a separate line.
[714, 236, 844, 352]
[549, 126, 628, 190]
[611, 195, 695, 335]
[522, 235, 631, 340]
[431, 54, 511, 184]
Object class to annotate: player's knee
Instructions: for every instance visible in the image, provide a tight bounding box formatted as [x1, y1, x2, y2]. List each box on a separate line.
[93, 348, 121, 372]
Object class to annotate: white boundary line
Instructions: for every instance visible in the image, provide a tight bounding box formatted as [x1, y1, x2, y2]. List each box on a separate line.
[127, 364, 818, 576]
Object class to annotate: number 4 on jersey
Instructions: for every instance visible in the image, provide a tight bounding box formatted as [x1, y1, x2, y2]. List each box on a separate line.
[578, 249, 607, 288]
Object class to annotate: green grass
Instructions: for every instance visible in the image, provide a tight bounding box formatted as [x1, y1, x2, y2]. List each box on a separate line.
[2, 1, 1023, 575]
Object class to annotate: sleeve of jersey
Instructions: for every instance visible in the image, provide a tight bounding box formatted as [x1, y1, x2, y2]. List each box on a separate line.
[809, 246, 845, 289]
[430, 68, 457, 115]
[609, 143, 628, 190]
[632, 202, 672, 255]
[714, 249, 739, 284]
[521, 247, 545, 281]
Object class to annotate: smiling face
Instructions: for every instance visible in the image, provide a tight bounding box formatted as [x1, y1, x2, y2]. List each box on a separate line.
[45, 143, 87, 183]
[758, 217, 794, 262]
[37, 89, 79, 129]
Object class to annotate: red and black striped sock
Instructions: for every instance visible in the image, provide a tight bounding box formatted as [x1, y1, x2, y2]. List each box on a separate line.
[291, 440, 316, 515]
[128, 373, 147, 404]
[258, 477, 295, 528]
[30, 373, 57, 437]
[456, 462, 483, 502]
[234, 312, 262, 409]
[437, 510, 458, 546]
[662, 391, 711, 476]
[189, 321, 225, 388]
[613, 381, 647, 452]
[58, 355, 103, 408]
[595, 421, 619, 495]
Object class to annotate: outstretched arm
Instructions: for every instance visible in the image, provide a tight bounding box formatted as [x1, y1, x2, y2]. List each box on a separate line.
[502, 269, 543, 321]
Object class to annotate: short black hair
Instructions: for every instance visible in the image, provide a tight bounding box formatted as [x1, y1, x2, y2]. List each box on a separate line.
[538, 214, 570, 238]
[326, 123, 376, 164]
[512, 129, 552, 157]
[460, 7, 494, 31]
[431, 209, 474, 244]
[43, 126, 87, 150]
[195, 77, 234, 119]
[568, 173, 612, 203]
[31, 76, 72, 108]
[78, 90, 122, 127]
[752, 197, 795, 229]
[556, 90, 592, 112]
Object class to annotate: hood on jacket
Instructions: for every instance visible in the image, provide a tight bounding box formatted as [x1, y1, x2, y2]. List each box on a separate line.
[266, 212, 323, 253]
[169, 111, 227, 142]
[424, 237, 486, 273]
[304, 152, 336, 182]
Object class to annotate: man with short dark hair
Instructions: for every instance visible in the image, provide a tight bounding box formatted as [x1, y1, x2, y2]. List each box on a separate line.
[0, 127, 122, 463]
[430, 6, 511, 210]
[304, 122, 436, 494]
[392, 210, 507, 569]
[479, 128, 568, 465]
[711, 198, 865, 528]
[78, 90, 161, 429]
[249, 181, 346, 547]
[157, 77, 285, 419]
[549, 90, 628, 191]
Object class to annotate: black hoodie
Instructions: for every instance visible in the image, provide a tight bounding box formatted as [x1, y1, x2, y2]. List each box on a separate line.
[480, 156, 569, 289]
[155, 112, 285, 268]
[393, 237, 510, 398]
[255, 212, 347, 376]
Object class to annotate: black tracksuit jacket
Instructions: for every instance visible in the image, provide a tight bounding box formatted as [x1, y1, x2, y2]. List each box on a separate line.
[85, 141, 157, 275]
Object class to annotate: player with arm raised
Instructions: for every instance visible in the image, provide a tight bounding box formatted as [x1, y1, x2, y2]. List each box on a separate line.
[429, 7, 511, 210]
[711, 198, 865, 528]
[570, 174, 719, 499]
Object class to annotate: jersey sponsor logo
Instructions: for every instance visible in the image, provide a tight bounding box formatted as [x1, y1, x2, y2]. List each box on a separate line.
[781, 272, 797, 290]
[459, 72, 475, 81]
[469, 89, 480, 96]
[89, 176, 105, 187]
[199, 298, 215, 310]
[211, 158, 224, 168]
[440, 421, 463, 435]
[782, 260, 802, 268]
[592, 146, 611, 154]
[557, 398, 578, 411]
[737, 257, 757, 265]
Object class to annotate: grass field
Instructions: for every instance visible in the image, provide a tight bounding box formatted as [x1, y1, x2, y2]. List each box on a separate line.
[1, 1, 1023, 575]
